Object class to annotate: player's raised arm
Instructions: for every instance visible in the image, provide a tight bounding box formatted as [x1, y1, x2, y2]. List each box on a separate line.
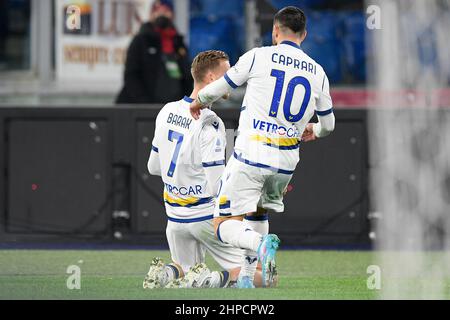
[189, 77, 230, 119]
[302, 74, 335, 142]
[190, 49, 257, 119]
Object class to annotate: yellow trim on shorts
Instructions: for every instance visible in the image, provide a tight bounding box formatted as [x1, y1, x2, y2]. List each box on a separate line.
[250, 134, 299, 147]
[219, 196, 228, 205]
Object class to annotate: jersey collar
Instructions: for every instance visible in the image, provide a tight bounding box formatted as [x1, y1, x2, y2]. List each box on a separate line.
[183, 96, 194, 103]
[280, 40, 302, 50]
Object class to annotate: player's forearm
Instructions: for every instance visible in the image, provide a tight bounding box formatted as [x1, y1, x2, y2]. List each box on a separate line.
[147, 150, 161, 176]
[312, 112, 335, 138]
[197, 77, 231, 106]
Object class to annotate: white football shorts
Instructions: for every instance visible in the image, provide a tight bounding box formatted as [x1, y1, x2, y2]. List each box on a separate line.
[165, 219, 243, 273]
[215, 155, 293, 217]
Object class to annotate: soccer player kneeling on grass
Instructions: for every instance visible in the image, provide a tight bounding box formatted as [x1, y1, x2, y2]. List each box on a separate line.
[190, 6, 335, 288]
[144, 50, 275, 288]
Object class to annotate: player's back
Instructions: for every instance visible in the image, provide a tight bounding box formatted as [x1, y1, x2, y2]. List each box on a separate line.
[232, 41, 331, 173]
[152, 96, 225, 220]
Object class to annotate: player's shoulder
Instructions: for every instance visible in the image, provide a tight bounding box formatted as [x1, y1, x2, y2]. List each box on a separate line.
[299, 49, 326, 76]
[199, 108, 225, 132]
[156, 100, 181, 120]
[250, 45, 275, 56]
[159, 100, 180, 114]
[239, 46, 275, 61]
[239, 46, 276, 68]
[200, 108, 222, 125]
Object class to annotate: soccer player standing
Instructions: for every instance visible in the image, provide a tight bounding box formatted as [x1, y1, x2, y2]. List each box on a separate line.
[190, 7, 335, 288]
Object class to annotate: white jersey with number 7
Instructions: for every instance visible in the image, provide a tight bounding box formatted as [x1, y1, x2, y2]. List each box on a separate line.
[150, 96, 227, 220]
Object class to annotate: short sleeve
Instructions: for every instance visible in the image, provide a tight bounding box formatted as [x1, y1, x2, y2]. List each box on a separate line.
[199, 121, 226, 167]
[151, 110, 163, 152]
[223, 48, 257, 88]
[316, 73, 333, 116]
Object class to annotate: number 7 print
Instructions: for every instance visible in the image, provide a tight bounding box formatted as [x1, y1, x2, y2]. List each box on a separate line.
[167, 130, 184, 177]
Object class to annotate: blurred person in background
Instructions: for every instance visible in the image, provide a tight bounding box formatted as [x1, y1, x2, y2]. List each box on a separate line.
[116, 0, 192, 104]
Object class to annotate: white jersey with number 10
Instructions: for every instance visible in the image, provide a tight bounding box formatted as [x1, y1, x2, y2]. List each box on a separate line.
[217, 41, 333, 173]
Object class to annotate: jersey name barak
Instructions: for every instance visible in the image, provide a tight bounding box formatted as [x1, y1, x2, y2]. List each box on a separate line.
[167, 112, 192, 130]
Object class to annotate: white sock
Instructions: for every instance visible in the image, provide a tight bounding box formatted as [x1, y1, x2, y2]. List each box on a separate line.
[239, 249, 258, 280]
[237, 214, 270, 281]
[217, 219, 264, 282]
[217, 219, 262, 252]
[244, 214, 269, 236]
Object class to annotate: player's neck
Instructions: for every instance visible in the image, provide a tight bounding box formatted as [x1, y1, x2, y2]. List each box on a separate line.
[189, 84, 207, 101]
[277, 37, 301, 47]
[189, 87, 201, 101]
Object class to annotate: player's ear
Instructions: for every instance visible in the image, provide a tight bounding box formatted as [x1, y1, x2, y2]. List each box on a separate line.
[301, 30, 307, 42]
[272, 24, 278, 45]
[273, 23, 279, 36]
[206, 71, 215, 84]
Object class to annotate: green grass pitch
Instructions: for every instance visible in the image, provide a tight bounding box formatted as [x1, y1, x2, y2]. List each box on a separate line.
[0, 249, 380, 300]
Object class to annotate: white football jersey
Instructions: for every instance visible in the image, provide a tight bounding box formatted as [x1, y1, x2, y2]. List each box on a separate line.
[151, 96, 226, 221]
[223, 41, 333, 173]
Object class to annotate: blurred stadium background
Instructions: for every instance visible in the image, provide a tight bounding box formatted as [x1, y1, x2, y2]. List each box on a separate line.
[0, 0, 449, 299]
[0, 0, 377, 247]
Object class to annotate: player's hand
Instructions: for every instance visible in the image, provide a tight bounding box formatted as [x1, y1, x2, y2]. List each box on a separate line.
[190, 99, 203, 120]
[302, 123, 317, 142]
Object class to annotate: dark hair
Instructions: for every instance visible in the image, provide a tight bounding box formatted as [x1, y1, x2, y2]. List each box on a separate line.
[273, 6, 306, 35]
[151, 0, 174, 13]
[191, 50, 229, 83]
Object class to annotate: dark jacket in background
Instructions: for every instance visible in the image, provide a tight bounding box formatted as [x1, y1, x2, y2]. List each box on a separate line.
[116, 22, 193, 104]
